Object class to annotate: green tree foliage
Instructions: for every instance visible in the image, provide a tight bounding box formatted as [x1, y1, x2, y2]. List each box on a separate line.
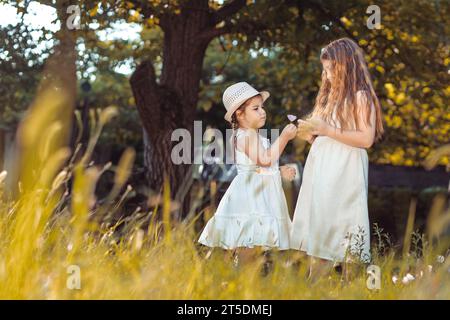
[1, 0, 448, 167]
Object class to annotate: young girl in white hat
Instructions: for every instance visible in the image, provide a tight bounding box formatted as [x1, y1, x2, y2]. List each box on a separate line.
[198, 82, 297, 261]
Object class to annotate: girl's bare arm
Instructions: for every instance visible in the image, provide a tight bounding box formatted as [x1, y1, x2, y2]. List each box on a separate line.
[237, 125, 296, 167]
[311, 91, 376, 148]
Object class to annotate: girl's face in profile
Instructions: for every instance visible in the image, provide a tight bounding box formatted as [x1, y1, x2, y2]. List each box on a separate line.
[322, 59, 334, 82]
[237, 95, 266, 129]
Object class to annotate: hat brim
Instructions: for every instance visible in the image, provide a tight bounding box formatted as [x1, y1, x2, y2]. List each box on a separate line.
[224, 91, 270, 123]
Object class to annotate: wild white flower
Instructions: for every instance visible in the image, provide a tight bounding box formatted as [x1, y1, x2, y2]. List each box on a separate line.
[427, 265, 433, 272]
[0, 170, 7, 184]
[402, 273, 415, 284]
[392, 275, 399, 284]
[436, 255, 445, 263]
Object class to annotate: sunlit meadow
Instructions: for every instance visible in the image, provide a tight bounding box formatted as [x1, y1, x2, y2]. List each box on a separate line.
[0, 54, 449, 300]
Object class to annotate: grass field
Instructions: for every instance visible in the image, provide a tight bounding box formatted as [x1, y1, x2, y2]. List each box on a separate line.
[0, 84, 448, 300]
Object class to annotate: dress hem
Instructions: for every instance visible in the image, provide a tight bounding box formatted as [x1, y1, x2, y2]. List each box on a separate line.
[291, 247, 343, 262]
[197, 241, 291, 251]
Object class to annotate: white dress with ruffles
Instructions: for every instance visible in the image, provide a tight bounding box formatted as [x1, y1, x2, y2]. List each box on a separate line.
[198, 128, 292, 250]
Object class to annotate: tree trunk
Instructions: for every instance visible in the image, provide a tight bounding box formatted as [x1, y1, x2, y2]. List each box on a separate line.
[130, 3, 212, 220]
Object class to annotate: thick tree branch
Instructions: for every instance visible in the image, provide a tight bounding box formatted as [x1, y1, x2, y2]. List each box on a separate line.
[196, 19, 269, 43]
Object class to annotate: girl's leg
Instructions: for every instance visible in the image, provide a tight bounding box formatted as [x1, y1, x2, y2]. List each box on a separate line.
[224, 249, 237, 265]
[237, 247, 257, 265]
[257, 248, 273, 276]
[223, 248, 253, 267]
[225, 248, 275, 271]
[342, 261, 363, 282]
[225, 248, 259, 268]
[308, 256, 333, 280]
[241, 247, 274, 276]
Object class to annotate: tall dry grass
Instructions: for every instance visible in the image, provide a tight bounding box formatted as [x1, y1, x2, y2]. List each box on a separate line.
[0, 52, 448, 300]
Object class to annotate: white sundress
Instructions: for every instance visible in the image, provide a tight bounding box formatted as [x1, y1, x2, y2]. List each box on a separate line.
[290, 108, 371, 263]
[198, 128, 292, 250]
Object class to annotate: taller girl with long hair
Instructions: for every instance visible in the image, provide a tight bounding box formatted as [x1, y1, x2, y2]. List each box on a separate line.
[291, 38, 384, 266]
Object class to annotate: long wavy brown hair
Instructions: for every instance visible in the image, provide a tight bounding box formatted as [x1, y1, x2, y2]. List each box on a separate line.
[312, 37, 384, 141]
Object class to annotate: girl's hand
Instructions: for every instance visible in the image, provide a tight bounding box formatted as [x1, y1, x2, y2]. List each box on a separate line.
[297, 119, 316, 143]
[307, 135, 316, 144]
[306, 117, 331, 136]
[281, 123, 298, 140]
[280, 165, 296, 181]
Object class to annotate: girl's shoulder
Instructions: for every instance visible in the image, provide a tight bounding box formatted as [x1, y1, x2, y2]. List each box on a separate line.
[235, 128, 247, 137]
[234, 128, 260, 151]
[236, 128, 258, 139]
[355, 90, 376, 111]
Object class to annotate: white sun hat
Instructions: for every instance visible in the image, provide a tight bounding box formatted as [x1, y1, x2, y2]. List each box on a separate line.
[222, 82, 270, 123]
